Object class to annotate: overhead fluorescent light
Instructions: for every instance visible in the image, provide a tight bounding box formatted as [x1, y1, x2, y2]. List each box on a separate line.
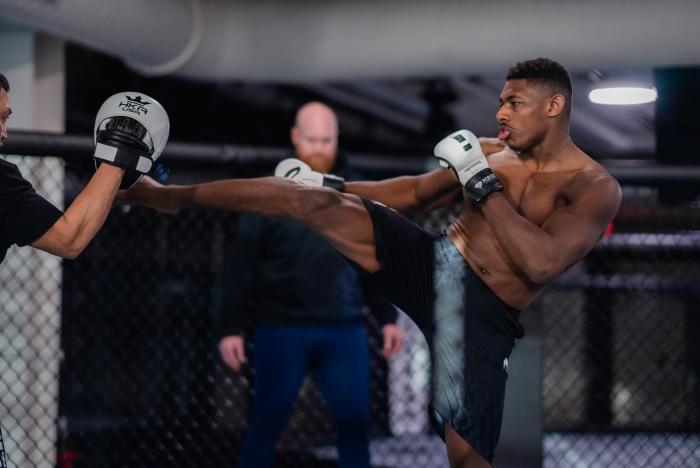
[588, 87, 657, 105]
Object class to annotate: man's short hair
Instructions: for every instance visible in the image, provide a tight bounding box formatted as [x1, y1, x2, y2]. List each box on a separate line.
[507, 58, 572, 115]
[0, 73, 9, 93]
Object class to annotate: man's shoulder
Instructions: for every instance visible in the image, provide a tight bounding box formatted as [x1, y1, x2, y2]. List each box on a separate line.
[573, 155, 618, 188]
[568, 164, 621, 207]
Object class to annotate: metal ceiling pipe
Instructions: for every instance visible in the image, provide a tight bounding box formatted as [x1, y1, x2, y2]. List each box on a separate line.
[1, 0, 700, 81]
[0, 0, 199, 74]
[5, 130, 700, 185]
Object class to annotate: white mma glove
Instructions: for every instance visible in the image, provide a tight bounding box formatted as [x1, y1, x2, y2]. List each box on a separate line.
[274, 158, 346, 191]
[434, 129, 503, 202]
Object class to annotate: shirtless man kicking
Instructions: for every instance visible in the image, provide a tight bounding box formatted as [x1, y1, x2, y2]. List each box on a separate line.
[121, 58, 621, 468]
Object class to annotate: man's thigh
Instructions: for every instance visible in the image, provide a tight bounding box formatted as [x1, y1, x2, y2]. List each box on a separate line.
[305, 191, 380, 273]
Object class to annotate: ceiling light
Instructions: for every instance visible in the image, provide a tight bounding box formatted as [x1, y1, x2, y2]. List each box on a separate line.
[588, 87, 657, 105]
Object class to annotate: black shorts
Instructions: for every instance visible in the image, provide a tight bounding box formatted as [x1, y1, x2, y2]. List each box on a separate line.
[358, 198, 524, 463]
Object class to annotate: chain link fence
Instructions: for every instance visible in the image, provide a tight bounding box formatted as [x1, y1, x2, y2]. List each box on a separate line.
[539, 185, 700, 467]
[1, 153, 699, 467]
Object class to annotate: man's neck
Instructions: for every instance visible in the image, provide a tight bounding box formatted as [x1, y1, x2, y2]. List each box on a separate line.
[520, 125, 578, 172]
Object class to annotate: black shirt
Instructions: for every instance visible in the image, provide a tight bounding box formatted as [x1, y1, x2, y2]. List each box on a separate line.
[0, 158, 63, 263]
[219, 161, 397, 336]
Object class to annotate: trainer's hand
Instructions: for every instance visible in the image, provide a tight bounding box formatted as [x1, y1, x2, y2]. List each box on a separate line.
[274, 158, 346, 191]
[219, 335, 247, 372]
[434, 129, 503, 203]
[381, 324, 404, 359]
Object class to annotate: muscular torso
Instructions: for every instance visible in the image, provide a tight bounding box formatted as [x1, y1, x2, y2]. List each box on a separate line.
[447, 148, 607, 310]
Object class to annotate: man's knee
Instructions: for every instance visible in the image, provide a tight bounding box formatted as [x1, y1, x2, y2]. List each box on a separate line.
[445, 426, 491, 468]
[451, 454, 491, 468]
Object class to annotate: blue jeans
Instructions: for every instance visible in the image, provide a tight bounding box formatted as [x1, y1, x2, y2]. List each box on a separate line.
[238, 322, 370, 468]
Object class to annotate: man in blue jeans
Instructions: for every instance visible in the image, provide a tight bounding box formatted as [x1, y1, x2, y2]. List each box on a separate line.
[218, 102, 404, 468]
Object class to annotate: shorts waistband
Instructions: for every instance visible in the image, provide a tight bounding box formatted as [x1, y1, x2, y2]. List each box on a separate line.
[437, 236, 524, 338]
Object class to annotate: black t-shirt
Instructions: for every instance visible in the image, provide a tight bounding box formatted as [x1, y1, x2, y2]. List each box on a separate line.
[0, 158, 63, 263]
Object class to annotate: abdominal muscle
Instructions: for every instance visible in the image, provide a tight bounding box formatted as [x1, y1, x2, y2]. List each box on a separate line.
[446, 213, 536, 311]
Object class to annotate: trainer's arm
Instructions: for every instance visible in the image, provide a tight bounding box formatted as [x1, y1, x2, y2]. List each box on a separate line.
[31, 164, 125, 258]
[481, 175, 621, 285]
[345, 169, 461, 214]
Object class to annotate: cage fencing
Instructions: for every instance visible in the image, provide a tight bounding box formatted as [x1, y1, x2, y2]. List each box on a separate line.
[0, 149, 698, 468]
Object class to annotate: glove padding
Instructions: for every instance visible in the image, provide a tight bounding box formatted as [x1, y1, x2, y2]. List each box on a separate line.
[274, 158, 345, 192]
[93, 92, 170, 189]
[434, 129, 503, 202]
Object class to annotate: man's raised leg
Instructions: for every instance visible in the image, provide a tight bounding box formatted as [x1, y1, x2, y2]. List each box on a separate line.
[122, 176, 381, 273]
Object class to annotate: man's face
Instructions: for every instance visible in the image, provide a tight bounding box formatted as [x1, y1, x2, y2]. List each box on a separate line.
[0, 89, 11, 148]
[495, 79, 550, 153]
[291, 114, 338, 173]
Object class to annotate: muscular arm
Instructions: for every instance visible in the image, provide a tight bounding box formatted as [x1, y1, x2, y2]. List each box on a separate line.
[345, 138, 504, 213]
[31, 164, 124, 258]
[345, 169, 461, 214]
[481, 175, 621, 285]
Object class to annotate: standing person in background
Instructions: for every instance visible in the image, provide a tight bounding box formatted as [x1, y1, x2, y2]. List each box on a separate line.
[217, 102, 404, 468]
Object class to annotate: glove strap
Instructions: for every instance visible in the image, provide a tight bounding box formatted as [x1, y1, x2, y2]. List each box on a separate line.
[94, 142, 153, 174]
[465, 168, 503, 203]
[322, 174, 346, 192]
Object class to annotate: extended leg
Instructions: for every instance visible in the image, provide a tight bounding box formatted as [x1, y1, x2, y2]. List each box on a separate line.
[124, 177, 381, 272]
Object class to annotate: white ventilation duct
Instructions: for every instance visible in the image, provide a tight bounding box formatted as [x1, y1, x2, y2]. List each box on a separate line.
[1, 0, 700, 81]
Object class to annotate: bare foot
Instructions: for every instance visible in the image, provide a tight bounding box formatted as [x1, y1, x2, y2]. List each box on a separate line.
[117, 176, 181, 214]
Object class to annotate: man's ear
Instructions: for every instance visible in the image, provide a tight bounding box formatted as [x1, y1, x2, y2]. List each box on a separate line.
[290, 126, 299, 145]
[546, 94, 566, 118]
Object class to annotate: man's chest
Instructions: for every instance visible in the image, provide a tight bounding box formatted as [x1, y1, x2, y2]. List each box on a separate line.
[493, 164, 576, 227]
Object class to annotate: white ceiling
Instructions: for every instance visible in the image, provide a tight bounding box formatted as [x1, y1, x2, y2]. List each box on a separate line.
[1, 0, 699, 81]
